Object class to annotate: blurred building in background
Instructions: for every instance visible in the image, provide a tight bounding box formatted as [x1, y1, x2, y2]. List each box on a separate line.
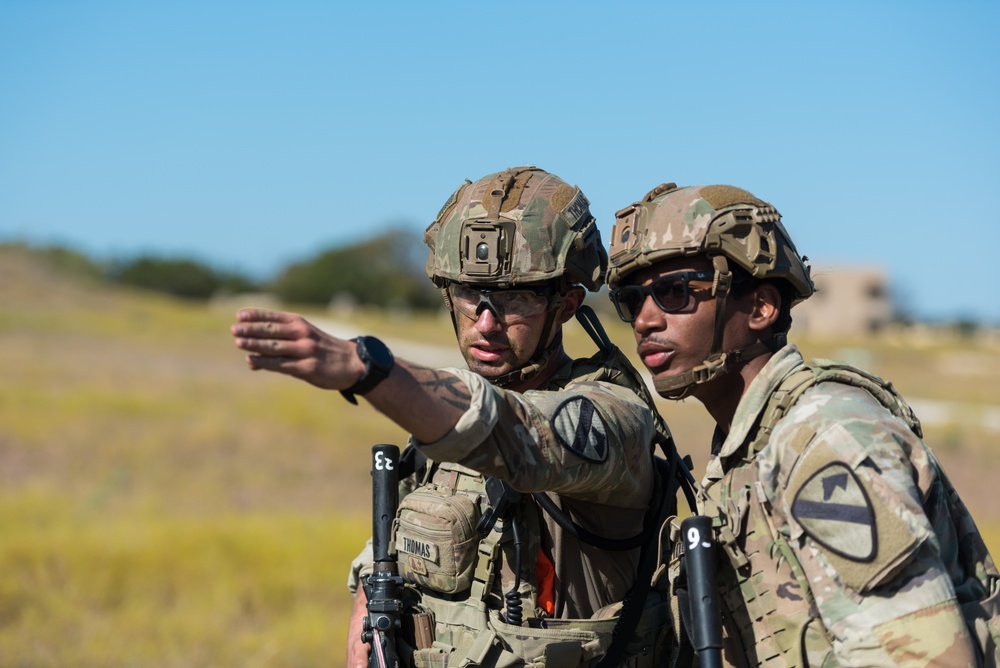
[792, 265, 893, 336]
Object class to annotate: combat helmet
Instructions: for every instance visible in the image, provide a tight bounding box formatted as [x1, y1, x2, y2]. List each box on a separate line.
[424, 166, 608, 387]
[607, 183, 815, 398]
[425, 166, 606, 290]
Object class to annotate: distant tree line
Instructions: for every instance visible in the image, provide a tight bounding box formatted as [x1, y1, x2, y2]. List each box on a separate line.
[4, 238, 990, 331]
[4, 227, 442, 310]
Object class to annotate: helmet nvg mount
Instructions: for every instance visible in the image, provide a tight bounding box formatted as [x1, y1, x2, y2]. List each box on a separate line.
[424, 166, 608, 387]
[607, 183, 815, 399]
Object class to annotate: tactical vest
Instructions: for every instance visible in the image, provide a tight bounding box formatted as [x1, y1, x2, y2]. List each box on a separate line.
[673, 359, 1000, 668]
[393, 344, 676, 668]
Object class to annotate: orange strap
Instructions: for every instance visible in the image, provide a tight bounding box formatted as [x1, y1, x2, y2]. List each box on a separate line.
[535, 547, 555, 616]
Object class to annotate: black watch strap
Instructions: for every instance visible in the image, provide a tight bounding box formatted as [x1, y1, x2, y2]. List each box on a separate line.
[341, 336, 395, 405]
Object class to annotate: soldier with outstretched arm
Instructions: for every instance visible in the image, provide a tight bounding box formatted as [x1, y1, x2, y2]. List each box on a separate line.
[231, 167, 680, 668]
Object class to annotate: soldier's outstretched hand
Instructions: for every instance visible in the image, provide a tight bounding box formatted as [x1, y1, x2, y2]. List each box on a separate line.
[230, 309, 363, 390]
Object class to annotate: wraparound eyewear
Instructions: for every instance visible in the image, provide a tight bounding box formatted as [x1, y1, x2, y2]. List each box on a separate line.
[448, 284, 555, 323]
[609, 270, 713, 322]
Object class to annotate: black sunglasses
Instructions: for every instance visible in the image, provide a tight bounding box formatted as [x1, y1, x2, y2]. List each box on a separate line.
[609, 270, 714, 322]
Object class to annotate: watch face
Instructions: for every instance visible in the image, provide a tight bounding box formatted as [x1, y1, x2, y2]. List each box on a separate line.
[347, 336, 394, 400]
[359, 336, 393, 372]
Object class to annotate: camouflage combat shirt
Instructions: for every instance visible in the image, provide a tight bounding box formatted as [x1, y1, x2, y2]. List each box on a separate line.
[415, 346, 657, 620]
[697, 344, 999, 667]
[350, 345, 659, 620]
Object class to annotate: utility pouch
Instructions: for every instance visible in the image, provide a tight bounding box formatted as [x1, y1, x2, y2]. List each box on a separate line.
[412, 610, 436, 651]
[395, 485, 482, 594]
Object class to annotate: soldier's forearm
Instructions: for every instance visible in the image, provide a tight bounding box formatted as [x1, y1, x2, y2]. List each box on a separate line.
[365, 360, 471, 443]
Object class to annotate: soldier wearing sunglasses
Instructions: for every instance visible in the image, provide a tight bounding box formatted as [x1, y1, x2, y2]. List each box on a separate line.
[231, 167, 680, 667]
[606, 183, 999, 667]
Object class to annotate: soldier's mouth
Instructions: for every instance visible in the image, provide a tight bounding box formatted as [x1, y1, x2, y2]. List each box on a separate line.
[638, 341, 675, 371]
[470, 343, 509, 363]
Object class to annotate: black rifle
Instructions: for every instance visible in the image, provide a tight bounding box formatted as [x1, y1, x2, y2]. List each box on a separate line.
[362, 444, 405, 668]
[679, 516, 723, 668]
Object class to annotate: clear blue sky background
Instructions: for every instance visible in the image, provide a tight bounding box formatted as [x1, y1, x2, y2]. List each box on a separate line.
[2, 1, 997, 323]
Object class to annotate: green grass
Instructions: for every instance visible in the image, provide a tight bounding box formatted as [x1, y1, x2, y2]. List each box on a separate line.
[0, 491, 367, 667]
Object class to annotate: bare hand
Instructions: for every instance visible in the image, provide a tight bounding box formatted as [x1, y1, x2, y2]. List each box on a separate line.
[230, 309, 363, 390]
[347, 588, 371, 668]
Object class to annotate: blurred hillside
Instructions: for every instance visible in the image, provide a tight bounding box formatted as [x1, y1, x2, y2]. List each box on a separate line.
[1, 244, 998, 666]
[1, 229, 442, 313]
[5, 232, 998, 332]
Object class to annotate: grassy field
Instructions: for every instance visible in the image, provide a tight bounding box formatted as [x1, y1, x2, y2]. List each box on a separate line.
[1, 246, 998, 666]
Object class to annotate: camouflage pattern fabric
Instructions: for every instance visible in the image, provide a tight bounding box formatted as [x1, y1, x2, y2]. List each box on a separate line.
[350, 345, 673, 666]
[689, 344, 1000, 667]
[424, 166, 607, 290]
[416, 346, 657, 620]
[606, 184, 812, 302]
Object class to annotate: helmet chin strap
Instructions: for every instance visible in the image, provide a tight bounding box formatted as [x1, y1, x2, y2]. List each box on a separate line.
[491, 326, 562, 388]
[653, 255, 784, 400]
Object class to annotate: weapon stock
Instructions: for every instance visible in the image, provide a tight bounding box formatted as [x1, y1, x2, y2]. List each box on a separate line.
[363, 444, 405, 668]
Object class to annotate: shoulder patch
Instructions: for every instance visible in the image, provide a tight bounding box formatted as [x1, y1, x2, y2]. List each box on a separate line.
[791, 462, 876, 561]
[787, 441, 921, 592]
[552, 396, 608, 463]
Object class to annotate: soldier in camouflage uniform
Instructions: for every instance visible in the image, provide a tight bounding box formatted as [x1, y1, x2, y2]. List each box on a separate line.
[230, 167, 676, 667]
[604, 182, 1000, 667]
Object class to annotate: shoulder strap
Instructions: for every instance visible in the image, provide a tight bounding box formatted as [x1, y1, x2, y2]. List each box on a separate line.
[748, 367, 818, 456]
[749, 359, 923, 458]
[806, 359, 923, 436]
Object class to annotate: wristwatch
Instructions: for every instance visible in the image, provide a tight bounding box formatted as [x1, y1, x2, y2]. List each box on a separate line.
[341, 336, 395, 405]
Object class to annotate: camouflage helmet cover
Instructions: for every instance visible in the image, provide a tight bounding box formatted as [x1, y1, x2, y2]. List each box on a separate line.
[606, 183, 814, 303]
[424, 166, 608, 291]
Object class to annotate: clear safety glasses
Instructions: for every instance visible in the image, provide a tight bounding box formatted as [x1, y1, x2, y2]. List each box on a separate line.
[448, 284, 555, 323]
[609, 270, 714, 322]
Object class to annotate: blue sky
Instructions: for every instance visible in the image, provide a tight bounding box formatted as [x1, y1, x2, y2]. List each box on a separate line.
[1, 1, 997, 323]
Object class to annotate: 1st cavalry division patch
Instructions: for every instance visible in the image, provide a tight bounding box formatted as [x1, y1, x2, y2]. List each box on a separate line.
[791, 462, 876, 561]
[788, 450, 919, 592]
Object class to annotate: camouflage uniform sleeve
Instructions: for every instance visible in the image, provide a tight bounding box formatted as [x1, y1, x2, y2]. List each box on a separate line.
[347, 538, 373, 594]
[770, 383, 979, 666]
[413, 367, 654, 507]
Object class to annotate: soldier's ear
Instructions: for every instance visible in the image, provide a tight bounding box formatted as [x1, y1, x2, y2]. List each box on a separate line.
[748, 283, 781, 332]
[556, 287, 586, 326]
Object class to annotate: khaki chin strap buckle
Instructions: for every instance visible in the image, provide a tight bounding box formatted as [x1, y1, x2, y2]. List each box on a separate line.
[710, 257, 732, 299]
[653, 366, 710, 399]
[491, 356, 544, 389]
[694, 354, 729, 383]
[708, 254, 733, 368]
